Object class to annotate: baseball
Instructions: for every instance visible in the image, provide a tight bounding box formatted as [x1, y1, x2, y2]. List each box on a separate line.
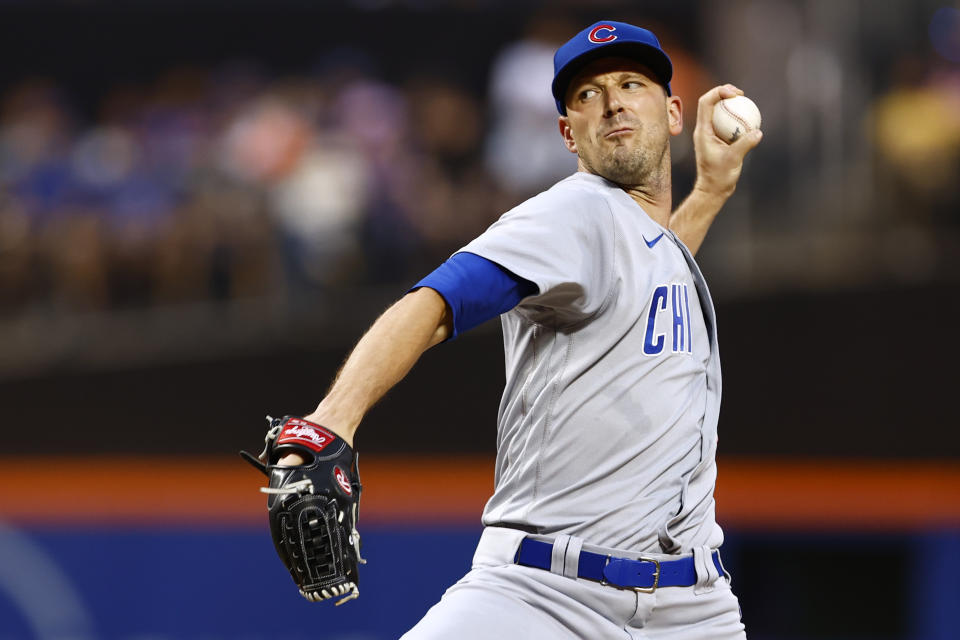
[712, 95, 761, 143]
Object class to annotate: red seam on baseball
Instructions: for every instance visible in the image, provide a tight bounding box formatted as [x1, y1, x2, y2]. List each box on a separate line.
[719, 100, 753, 132]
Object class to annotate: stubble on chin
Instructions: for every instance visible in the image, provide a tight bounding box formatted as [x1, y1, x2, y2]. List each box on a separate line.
[590, 134, 669, 193]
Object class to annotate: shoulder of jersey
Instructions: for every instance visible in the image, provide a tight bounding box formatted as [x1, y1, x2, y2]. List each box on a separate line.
[523, 174, 617, 213]
[551, 173, 618, 196]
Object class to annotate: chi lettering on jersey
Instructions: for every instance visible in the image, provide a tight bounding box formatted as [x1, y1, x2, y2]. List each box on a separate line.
[642, 284, 694, 356]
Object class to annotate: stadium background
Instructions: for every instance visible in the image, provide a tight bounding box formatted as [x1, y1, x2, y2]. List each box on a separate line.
[0, 0, 958, 638]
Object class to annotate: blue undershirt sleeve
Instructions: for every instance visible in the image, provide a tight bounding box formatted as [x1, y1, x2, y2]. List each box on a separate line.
[410, 251, 539, 340]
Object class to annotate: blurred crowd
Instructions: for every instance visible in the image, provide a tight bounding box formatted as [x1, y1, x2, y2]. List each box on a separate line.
[0, 25, 586, 316]
[1, 4, 959, 319]
[0, 73, 490, 314]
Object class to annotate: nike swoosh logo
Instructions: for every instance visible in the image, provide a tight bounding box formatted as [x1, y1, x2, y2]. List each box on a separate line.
[643, 233, 665, 249]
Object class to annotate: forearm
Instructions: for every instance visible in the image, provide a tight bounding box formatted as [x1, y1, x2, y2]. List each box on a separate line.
[303, 287, 451, 445]
[669, 186, 728, 256]
[670, 84, 763, 255]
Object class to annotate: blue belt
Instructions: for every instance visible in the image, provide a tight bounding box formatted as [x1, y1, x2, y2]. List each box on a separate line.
[514, 537, 724, 592]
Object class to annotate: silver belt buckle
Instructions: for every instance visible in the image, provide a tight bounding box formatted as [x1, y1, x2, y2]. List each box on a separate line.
[600, 555, 661, 593]
[632, 556, 661, 593]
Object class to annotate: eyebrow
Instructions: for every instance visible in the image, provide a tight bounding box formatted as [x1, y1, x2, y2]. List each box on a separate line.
[574, 70, 650, 88]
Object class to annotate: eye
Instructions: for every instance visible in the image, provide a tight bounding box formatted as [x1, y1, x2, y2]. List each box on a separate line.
[623, 80, 644, 90]
[579, 88, 598, 101]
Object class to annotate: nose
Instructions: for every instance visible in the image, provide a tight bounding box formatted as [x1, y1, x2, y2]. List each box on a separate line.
[603, 87, 624, 117]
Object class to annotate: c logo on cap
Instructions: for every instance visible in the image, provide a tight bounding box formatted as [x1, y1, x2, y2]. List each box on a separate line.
[588, 25, 617, 43]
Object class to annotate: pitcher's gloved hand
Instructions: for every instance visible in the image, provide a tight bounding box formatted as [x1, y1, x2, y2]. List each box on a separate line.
[242, 415, 365, 605]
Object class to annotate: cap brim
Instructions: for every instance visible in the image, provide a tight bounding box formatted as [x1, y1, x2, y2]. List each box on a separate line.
[552, 41, 673, 114]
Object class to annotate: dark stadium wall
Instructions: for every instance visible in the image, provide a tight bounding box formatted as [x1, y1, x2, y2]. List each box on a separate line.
[3, 283, 957, 457]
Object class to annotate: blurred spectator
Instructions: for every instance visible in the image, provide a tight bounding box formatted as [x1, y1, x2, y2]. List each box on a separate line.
[40, 210, 109, 311]
[221, 94, 311, 185]
[651, 26, 714, 201]
[334, 78, 421, 283]
[0, 80, 76, 216]
[270, 132, 369, 289]
[0, 196, 39, 312]
[404, 75, 503, 272]
[484, 16, 578, 196]
[868, 56, 960, 225]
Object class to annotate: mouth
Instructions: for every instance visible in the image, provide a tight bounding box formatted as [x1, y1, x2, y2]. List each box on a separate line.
[603, 127, 634, 139]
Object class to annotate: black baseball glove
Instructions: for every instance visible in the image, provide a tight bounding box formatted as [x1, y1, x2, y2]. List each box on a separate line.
[241, 415, 365, 605]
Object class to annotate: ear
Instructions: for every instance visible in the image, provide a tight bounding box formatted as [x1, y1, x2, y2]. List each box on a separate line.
[558, 116, 578, 153]
[667, 95, 683, 136]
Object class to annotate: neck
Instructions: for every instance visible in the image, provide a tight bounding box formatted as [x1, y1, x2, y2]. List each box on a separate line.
[619, 183, 672, 228]
[577, 157, 673, 228]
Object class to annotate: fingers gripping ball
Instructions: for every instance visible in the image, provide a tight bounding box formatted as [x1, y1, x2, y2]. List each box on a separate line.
[241, 416, 365, 605]
[712, 95, 761, 143]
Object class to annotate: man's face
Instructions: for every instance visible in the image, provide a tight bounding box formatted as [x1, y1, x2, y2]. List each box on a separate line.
[559, 57, 682, 188]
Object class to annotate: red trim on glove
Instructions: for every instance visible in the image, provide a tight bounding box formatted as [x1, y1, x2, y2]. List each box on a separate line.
[277, 418, 337, 453]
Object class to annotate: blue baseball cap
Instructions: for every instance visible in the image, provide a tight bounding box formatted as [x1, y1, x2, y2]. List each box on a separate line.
[552, 20, 673, 115]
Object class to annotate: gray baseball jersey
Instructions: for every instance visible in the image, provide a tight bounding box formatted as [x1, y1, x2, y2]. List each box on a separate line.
[458, 171, 722, 555]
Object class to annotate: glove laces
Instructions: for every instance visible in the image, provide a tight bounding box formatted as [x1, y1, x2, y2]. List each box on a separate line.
[300, 582, 359, 606]
[260, 478, 314, 495]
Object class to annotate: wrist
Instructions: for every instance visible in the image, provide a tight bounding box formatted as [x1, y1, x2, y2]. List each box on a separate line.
[303, 405, 358, 447]
[692, 180, 735, 205]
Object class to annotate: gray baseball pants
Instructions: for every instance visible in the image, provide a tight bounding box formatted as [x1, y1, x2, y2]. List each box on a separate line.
[402, 527, 746, 639]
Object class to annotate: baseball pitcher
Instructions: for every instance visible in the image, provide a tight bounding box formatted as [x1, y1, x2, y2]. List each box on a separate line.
[244, 19, 762, 639]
